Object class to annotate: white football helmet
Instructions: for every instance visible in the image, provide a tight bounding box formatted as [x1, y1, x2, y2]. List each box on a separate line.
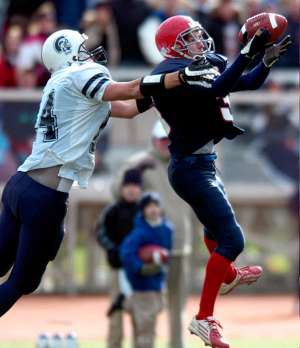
[41, 29, 107, 73]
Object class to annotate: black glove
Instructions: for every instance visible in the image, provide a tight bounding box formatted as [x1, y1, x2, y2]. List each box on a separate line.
[241, 28, 271, 59]
[107, 248, 121, 269]
[178, 57, 220, 87]
[263, 35, 292, 67]
[140, 263, 162, 276]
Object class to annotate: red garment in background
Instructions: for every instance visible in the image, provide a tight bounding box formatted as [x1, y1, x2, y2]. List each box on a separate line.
[0, 57, 17, 87]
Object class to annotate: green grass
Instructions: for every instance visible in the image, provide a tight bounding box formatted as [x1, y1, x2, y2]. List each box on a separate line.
[0, 338, 298, 348]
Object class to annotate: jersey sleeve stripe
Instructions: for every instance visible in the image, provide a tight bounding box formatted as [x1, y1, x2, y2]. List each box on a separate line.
[89, 78, 110, 98]
[82, 73, 105, 96]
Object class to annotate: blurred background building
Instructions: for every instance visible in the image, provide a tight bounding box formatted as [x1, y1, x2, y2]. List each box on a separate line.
[0, 0, 299, 295]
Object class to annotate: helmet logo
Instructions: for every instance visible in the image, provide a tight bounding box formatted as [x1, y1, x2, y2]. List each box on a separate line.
[54, 36, 72, 54]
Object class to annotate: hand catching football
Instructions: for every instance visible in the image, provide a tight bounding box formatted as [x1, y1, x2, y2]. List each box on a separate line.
[239, 12, 288, 45]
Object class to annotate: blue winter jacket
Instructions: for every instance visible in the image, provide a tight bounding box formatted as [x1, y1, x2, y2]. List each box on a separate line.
[120, 214, 173, 291]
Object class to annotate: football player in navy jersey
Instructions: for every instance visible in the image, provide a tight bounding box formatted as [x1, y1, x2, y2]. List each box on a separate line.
[0, 29, 215, 319]
[151, 15, 291, 348]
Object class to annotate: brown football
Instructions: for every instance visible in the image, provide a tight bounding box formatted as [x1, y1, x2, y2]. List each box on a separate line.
[138, 244, 169, 264]
[239, 12, 288, 44]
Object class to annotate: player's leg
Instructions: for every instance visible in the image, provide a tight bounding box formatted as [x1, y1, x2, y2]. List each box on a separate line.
[0, 215, 65, 317]
[204, 177, 263, 295]
[169, 155, 244, 347]
[0, 205, 20, 277]
[0, 173, 67, 317]
[0, 175, 22, 276]
[202, 176, 238, 286]
[203, 227, 237, 285]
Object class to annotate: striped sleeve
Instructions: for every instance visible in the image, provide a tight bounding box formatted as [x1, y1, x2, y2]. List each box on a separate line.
[74, 63, 112, 102]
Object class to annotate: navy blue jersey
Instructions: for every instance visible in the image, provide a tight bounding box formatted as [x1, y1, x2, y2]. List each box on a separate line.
[151, 53, 270, 157]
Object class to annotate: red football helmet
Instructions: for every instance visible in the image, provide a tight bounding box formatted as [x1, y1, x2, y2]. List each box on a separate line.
[155, 15, 215, 59]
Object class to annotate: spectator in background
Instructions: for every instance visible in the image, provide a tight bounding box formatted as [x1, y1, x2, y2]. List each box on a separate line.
[278, 0, 299, 67]
[16, 2, 57, 87]
[0, 122, 17, 182]
[121, 192, 173, 348]
[194, 0, 214, 30]
[95, 169, 143, 348]
[209, 0, 241, 62]
[0, 25, 23, 87]
[138, 0, 191, 65]
[114, 121, 193, 348]
[242, 0, 263, 21]
[81, 1, 120, 66]
[110, 0, 152, 65]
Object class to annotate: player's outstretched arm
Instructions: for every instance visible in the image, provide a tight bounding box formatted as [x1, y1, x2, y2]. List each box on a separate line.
[232, 35, 292, 92]
[103, 65, 215, 102]
[181, 29, 271, 97]
[102, 72, 181, 101]
[111, 98, 154, 119]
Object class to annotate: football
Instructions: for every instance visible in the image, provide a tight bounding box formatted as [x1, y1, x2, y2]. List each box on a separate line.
[138, 244, 169, 264]
[239, 12, 288, 44]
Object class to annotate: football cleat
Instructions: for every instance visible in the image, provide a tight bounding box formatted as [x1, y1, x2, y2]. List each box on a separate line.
[220, 265, 263, 295]
[189, 316, 230, 348]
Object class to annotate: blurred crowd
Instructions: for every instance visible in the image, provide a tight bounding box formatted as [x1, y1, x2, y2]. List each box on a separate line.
[0, 0, 299, 88]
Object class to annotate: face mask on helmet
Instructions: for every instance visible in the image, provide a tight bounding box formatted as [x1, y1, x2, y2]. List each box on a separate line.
[174, 25, 215, 58]
[77, 43, 108, 65]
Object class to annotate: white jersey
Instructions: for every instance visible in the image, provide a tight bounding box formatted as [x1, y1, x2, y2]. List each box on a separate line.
[18, 61, 112, 188]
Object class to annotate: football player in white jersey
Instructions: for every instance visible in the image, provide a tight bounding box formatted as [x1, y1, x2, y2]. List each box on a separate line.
[0, 29, 206, 317]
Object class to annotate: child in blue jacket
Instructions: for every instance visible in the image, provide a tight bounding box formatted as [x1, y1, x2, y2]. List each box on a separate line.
[120, 192, 173, 348]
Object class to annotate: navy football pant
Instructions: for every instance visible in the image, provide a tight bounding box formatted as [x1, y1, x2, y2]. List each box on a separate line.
[168, 154, 244, 261]
[0, 172, 68, 316]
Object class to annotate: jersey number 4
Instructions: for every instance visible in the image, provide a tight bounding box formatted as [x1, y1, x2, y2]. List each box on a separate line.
[38, 90, 58, 142]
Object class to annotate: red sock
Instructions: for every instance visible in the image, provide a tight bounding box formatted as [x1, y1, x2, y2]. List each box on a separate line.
[204, 236, 237, 284]
[204, 236, 217, 254]
[196, 252, 231, 320]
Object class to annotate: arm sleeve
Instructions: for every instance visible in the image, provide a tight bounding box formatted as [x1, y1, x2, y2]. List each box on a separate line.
[73, 63, 112, 102]
[95, 206, 116, 251]
[120, 231, 144, 274]
[231, 62, 270, 91]
[182, 54, 251, 98]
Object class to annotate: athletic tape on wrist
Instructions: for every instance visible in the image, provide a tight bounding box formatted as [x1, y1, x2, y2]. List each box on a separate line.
[140, 74, 166, 97]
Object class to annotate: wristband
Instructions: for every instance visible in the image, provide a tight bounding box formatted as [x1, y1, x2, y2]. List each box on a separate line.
[136, 97, 154, 113]
[139, 74, 166, 97]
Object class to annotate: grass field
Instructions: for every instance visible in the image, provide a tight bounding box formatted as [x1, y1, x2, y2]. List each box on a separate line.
[0, 339, 299, 348]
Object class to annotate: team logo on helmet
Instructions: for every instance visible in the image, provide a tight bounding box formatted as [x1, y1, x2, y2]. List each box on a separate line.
[54, 36, 72, 54]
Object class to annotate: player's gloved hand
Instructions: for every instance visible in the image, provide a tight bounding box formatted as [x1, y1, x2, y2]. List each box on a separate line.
[179, 57, 220, 87]
[140, 263, 163, 276]
[263, 35, 292, 67]
[241, 28, 271, 59]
